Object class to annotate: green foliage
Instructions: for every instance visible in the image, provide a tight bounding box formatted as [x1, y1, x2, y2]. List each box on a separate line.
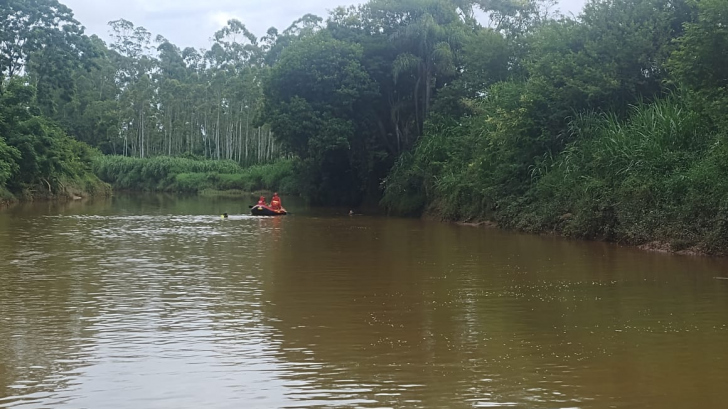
[668, 0, 728, 128]
[0, 137, 20, 188]
[262, 31, 378, 204]
[526, 95, 711, 238]
[93, 156, 297, 194]
[669, 0, 728, 91]
[522, 0, 693, 145]
[387, 88, 728, 253]
[381, 0, 728, 253]
[3, 0, 728, 253]
[384, 79, 541, 219]
[1, 0, 97, 115]
[0, 79, 108, 200]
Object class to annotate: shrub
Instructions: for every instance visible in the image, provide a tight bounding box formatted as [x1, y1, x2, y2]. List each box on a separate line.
[94, 156, 298, 194]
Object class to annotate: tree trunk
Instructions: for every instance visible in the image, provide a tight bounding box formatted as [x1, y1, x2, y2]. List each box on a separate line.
[140, 107, 145, 158]
[245, 112, 250, 165]
[215, 107, 221, 160]
[413, 74, 422, 140]
[424, 67, 432, 120]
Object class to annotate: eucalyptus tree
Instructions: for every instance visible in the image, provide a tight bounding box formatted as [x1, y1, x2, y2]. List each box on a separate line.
[156, 39, 188, 156]
[108, 19, 155, 157]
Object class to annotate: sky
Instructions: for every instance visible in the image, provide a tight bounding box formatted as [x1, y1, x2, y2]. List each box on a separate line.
[61, 0, 589, 50]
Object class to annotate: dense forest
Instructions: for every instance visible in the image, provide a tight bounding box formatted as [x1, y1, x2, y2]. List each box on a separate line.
[1, 0, 727, 252]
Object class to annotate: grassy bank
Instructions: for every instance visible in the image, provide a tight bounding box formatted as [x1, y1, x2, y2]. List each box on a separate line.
[0, 175, 111, 207]
[0, 80, 111, 207]
[93, 156, 299, 195]
[0, 186, 14, 207]
[383, 94, 728, 256]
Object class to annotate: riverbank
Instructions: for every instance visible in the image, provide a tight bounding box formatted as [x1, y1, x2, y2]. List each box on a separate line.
[453, 217, 714, 257]
[383, 93, 728, 258]
[0, 177, 112, 209]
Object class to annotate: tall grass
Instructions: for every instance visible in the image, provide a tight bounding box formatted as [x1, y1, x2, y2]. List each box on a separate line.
[383, 92, 728, 254]
[561, 97, 708, 180]
[514, 95, 728, 252]
[93, 156, 298, 194]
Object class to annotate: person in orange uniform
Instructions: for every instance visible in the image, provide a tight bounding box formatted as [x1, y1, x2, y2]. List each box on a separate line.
[270, 193, 282, 210]
[257, 196, 267, 206]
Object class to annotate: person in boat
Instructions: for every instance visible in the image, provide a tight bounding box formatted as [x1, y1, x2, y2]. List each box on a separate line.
[270, 193, 282, 210]
[257, 196, 267, 206]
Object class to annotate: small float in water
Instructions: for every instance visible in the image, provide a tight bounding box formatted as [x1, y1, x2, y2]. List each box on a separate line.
[250, 204, 287, 216]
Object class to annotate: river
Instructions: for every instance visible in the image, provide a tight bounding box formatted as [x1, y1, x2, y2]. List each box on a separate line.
[1, 194, 727, 409]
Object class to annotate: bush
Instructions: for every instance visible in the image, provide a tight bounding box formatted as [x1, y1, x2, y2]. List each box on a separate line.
[0, 79, 108, 200]
[0, 137, 20, 188]
[382, 89, 728, 254]
[94, 156, 299, 194]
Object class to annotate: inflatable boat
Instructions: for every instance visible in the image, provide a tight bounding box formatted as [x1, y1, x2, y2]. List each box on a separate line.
[251, 204, 287, 216]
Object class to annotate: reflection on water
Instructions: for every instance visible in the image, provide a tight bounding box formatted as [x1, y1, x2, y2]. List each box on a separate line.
[1, 194, 727, 408]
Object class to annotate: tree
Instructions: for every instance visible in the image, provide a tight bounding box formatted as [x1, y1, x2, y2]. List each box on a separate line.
[262, 31, 377, 204]
[1, 0, 95, 116]
[0, 78, 101, 195]
[0, 137, 20, 189]
[1, 0, 80, 79]
[521, 0, 693, 150]
[669, 0, 728, 126]
[367, 0, 467, 137]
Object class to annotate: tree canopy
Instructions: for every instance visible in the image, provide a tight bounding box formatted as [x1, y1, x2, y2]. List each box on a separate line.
[3, 0, 728, 253]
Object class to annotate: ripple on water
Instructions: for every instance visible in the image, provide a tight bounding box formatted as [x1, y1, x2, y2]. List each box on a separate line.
[1, 210, 728, 408]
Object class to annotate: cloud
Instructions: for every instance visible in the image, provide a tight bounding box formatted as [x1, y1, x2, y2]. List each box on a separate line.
[209, 11, 243, 29]
[62, 0, 357, 48]
[60, 0, 589, 50]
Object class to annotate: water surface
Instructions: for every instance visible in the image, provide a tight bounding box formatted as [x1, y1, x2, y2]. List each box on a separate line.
[1, 194, 727, 408]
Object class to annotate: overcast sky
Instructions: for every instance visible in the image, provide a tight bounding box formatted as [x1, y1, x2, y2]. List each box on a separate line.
[61, 0, 589, 50]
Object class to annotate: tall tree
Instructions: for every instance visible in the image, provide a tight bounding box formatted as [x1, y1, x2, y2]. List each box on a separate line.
[262, 31, 377, 204]
[669, 0, 728, 126]
[366, 0, 467, 137]
[1, 0, 95, 114]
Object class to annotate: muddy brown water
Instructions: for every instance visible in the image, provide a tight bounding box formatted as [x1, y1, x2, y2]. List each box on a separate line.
[1, 194, 727, 408]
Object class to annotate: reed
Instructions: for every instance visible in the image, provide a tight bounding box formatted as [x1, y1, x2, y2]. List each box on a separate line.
[93, 156, 298, 194]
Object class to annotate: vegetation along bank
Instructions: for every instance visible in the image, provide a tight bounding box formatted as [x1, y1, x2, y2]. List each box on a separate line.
[2, 0, 727, 254]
